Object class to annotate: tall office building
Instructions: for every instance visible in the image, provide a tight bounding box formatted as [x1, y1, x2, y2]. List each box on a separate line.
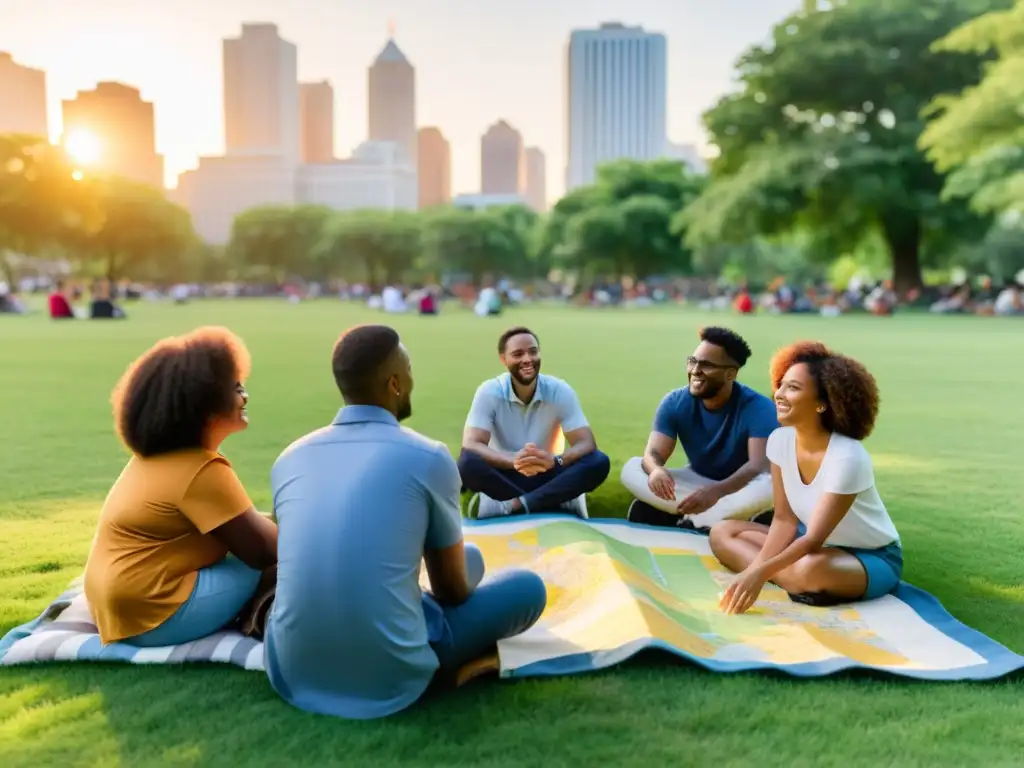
[417, 127, 451, 208]
[223, 23, 300, 162]
[524, 147, 547, 212]
[300, 81, 334, 163]
[61, 82, 163, 188]
[0, 52, 48, 137]
[368, 38, 416, 168]
[566, 23, 667, 190]
[481, 120, 524, 195]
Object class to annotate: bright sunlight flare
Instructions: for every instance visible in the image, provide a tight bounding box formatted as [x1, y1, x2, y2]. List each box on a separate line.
[64, 129, 101, 166]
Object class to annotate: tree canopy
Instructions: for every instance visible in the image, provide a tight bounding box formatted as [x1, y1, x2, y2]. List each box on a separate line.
[920, 0, 1024, 215]
[680, 0, 1010, 292]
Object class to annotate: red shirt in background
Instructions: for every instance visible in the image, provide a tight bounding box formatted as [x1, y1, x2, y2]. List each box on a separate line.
[48, 292, 74, 318]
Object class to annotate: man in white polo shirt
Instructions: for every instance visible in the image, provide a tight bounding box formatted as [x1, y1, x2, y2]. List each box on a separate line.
[458, 326, 610, 518]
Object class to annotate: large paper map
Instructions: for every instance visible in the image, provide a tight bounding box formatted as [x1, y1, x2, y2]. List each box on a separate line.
[459, 516, 1024, 681]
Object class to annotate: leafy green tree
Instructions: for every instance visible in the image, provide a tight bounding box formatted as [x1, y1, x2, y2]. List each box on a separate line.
[921, 0, 1024, 215]
[316, 209, 422, 289]
[539, 159, 704, 279]
[681, 0, 1009, 293]
[228, 204, 333, 282]
[420, 205, 535, 286]
[0, 134, 99, 283]
[77, 176, 196, 281]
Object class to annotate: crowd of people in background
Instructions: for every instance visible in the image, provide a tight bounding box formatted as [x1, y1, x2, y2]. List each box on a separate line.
[2, 271, 1021, 320]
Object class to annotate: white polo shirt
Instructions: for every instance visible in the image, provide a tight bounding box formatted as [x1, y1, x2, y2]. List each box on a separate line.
[464, 373, 589, 453]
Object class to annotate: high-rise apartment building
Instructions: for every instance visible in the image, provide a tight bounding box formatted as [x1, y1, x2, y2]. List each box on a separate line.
[481, 120, 524, 195]
[0, 52, 48, 137]
[566, 23, 667, 190]
[223, 23, 300, 162]
[524, 147, 547, 212]
[300, 81, 334, 163]
[61, 82, 163, 188]
[367, 38, 416, 168]
[417, 127, 451, 208]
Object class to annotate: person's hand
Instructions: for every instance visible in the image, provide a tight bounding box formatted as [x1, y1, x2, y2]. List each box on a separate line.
[514, 444, 554, 476]
[720, 567, 767, 615]
[676, 485, 722, 516]
[647, 467, 676, 502]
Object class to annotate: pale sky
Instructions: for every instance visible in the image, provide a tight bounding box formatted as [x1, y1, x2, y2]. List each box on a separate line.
[0, 0, 798, 198]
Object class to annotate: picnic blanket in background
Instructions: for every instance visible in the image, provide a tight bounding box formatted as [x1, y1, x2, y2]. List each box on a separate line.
[2, 516, 1022, 682]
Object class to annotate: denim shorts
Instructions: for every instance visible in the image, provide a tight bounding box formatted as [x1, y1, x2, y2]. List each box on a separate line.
[125, 557, 261, 647]
[797, 523, 903, 601]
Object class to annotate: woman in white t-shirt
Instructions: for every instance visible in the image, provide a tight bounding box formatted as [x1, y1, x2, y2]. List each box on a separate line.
[710, 341, 902, 615]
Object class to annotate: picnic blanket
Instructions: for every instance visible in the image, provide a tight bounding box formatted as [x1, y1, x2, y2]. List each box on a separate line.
[2, 516, 1022, 682]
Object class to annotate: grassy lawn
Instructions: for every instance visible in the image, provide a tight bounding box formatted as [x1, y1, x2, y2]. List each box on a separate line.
[1, 301, 1022, 767]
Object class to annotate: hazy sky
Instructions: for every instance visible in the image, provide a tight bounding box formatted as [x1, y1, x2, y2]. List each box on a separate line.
[1, 0, 798, 197]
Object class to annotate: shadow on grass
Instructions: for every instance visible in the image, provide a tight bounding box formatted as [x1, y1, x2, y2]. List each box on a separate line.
[1, 651, 1023, 768]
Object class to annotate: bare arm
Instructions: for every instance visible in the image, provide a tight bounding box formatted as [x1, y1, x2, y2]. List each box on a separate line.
[709, 437, 771, 497]
[641, 431, 677, 474]
[461, 426, 516, 470]
[751, 467, 856, 580]
[560, 426, 597, 466]
[210, 508, 278, 570]
[750, 464, 800, 566]
[423, 540, 472, 605]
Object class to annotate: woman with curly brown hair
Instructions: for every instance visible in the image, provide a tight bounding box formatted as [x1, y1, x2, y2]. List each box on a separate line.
[84, 326, 278, 646]
[711, 341, 902, 615]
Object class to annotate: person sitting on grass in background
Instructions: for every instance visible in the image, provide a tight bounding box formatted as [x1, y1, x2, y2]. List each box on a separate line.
[711, 341, 902, 615]
[264, 325, 546, 720]
[48, 280, 75, 319]
[84, 326, 278, 647]
[621, 326, 778, 530]
[458, 326, 611, 519]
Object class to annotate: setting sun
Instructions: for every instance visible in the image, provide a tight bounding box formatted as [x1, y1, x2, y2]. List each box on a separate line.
[64, 129, 101, 166]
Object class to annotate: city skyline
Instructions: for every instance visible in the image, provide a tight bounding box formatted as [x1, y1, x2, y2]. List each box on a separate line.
[0, 0, 799, 198]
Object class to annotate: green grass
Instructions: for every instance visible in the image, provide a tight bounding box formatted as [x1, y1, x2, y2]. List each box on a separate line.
[1, 301, 1022, 767]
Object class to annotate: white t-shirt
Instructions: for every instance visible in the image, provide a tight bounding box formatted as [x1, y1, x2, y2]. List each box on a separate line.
[766, 427, 900, 550]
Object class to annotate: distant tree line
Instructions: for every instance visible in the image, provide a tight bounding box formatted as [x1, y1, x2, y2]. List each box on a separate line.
[3, 0, 1023, 291]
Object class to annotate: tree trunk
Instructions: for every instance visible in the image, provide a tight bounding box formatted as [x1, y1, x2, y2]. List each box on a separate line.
[0, 250, 15, 286]
[879, 213, 923, 296]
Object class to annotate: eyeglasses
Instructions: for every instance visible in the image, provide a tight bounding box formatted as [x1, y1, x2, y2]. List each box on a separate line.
[686, 356, 736, 373]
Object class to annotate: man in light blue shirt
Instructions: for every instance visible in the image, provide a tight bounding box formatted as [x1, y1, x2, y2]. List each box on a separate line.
[264, 324, 546, 720]
[459, 326, 611, 518]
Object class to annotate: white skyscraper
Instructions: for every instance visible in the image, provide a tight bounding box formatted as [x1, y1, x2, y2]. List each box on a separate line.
[0, 52, 48, 137]
[566, 23, 667, 190]
[223, 23, 300, 162]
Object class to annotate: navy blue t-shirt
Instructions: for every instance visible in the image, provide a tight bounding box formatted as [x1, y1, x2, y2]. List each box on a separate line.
[652, 382, 779, 481]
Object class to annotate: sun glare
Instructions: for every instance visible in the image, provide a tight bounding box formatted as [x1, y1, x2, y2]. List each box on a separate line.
[64, 129, 101, 166]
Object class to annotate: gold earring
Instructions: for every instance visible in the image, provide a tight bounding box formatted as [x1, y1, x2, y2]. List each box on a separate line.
[817, 406, 825, 413]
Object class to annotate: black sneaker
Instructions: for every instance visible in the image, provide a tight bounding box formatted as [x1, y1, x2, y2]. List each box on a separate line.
[626, 499, 681, 528]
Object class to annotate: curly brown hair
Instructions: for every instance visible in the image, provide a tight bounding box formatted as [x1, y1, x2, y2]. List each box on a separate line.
[111, 326, 251, 456]
[769, 341, 880, 440]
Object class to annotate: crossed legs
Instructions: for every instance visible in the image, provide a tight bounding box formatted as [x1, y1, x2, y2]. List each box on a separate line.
[709, 520, 869, 600]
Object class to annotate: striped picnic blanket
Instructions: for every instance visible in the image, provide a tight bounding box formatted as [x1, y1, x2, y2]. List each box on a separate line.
[0, 579, 265, 670]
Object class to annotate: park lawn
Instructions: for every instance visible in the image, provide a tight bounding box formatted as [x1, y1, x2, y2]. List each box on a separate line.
[0, 301, 1022, 767]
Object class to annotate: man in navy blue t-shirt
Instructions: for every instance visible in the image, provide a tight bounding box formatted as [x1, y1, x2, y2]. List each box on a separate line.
[620, 326, 779, 530]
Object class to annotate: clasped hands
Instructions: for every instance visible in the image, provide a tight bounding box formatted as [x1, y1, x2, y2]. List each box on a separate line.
[512, 443, 555, 477]
[647, 467, 723, 516]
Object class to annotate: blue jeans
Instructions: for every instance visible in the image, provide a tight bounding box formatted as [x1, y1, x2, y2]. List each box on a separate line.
[423, 544, 547, 671]
[457, 449, 610, 512]
[125, 557, 262, 647]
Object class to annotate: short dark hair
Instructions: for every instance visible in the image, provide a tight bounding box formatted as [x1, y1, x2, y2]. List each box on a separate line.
[498, 326, 538, 354]
[111, 326, 250, 457]
[770, 341, 880, 440]
[332, 324, 401, 402]
[699, 326, 752, 367]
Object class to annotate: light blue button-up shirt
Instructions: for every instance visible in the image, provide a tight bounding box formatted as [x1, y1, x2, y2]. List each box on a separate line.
[264, 405, 464, 720]
[465, 373, 589, 453]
